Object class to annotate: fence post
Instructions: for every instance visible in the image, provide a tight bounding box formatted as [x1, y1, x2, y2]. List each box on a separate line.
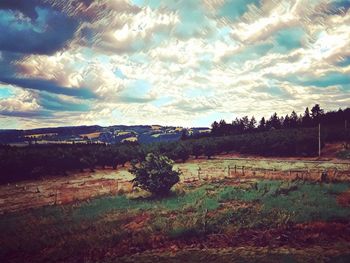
[228, 165, 230, 177]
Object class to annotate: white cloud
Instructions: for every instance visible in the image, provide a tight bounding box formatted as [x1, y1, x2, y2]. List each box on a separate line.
[2, 0, 350, 128]
[0, 88, 41, 113]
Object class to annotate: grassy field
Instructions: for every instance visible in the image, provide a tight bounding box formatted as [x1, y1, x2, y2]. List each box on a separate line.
[1, 178, 350, 262]
[175, 157, 350, 172]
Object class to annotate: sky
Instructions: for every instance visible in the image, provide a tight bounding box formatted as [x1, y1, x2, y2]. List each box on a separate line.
[0, 0, 349, 129]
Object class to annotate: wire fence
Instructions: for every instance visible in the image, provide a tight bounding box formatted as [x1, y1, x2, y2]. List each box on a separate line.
[178, 164, 350, 183]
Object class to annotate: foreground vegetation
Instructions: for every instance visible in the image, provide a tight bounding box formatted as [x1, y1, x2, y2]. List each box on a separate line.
[1, 179, 349, 262]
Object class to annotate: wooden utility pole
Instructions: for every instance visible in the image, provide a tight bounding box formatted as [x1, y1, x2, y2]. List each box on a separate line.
[318, 123, 321, 157]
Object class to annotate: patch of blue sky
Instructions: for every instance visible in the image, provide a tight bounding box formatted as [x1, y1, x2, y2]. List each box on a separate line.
[152, 31, 170, 46]
[131, 39, 146, 52]
[97, 55, 110, 64]
[132, 0, 213, 39]
[114, 69, 126, 79]
[129, 53, 148, 64]
[175, 11, 205, 38]
[34, 7, 50, 33]
[0, 7, 50, 33]
[193, 112, 232, 128]
[131, 0, 161, 9]
[198, 54, 213, 72]
[185, 87, 214, 98]
[214, 26, 232, 42]
[227, 43, 273, 64]
[267, 86, 294, 99]
[218, 0, 260, 20]
[217, 26, 231, 38]
[0, 10, 37, 32]
[339, 84, 350, 92]
[81, 47, 93, 57]
[272, 27, 305, 52]
[337, 56, 350, 67]
[131, 0, 145, 7]
[121, 80, 151, 98]
[112, 109, 124, 119]
[0, 86, 14, 99]
[287, 72, 350, 88]
[151, 97, 173, 107]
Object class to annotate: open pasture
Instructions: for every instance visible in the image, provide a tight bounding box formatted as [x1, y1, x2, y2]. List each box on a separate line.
[1, 157, 349, 214]
[1, 178, 350, 262]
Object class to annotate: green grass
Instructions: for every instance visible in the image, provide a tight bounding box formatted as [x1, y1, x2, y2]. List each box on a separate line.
[0, 179, 349, 262]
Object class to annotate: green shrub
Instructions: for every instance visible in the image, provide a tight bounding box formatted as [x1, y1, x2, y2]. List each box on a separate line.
[129, 153, 180, 196]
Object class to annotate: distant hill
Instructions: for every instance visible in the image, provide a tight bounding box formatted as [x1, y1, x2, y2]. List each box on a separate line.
[0, 125, 210, 145]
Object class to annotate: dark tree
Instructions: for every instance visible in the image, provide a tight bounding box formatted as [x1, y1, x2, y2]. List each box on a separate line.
[248, 116, 257, 131]
[191, 142, 203, 159]
[290, 111, 299, 128]
[269, 113, 281, 129]
[258, 117, 266, 131]
[311, 104, 324, 123]
[302, 107, 312, 127]
[129, 153, 180, 196]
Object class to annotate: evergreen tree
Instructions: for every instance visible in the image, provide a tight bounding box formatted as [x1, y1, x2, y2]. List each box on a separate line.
[290, 111, 299, 128]
[248, 116, 257, 131]
[269, 113, 281, 129]
[311, 104, 324, 124]
[258, 117, 266, 131]
[302, 107, 312, 127]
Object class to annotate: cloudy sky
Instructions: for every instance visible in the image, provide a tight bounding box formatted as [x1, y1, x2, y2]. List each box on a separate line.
[0, 0, 349, 129]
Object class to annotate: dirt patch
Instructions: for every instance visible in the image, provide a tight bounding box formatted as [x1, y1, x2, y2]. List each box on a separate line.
[124, 213, 151, 232]
[337, 191, 350, 207]
[219, 200, 256, 210]
[206, 200, 256, 218]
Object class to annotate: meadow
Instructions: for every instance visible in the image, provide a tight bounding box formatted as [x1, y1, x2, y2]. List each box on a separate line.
[1, 178, 350, 262]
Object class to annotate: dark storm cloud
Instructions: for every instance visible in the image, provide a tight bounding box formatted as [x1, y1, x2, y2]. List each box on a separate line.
[0, 51, 22, 76]
[0, 0, 97, 104]
[38, 92, 91, 112]
[0, 4, 79, 55]
[0, 109, 53, 118]
[0, 77, 96, 99]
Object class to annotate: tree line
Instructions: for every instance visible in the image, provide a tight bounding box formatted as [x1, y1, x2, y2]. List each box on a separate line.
[0, 104, 349, 184]
[1, 126, 349, 184]
[208, 104, 350, 137]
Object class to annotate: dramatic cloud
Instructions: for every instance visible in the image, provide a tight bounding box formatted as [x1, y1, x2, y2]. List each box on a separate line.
[0, 0, 349, 129]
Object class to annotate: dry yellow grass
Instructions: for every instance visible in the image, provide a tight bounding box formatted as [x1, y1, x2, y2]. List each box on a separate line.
[122, 137, 138, 142]
[117, 131, 132, 136]
[80, 132, 101, 139]
[151, 125, 162, 130]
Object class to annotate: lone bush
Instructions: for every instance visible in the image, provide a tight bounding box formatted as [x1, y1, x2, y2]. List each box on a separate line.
[129, 153, 180, 196]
